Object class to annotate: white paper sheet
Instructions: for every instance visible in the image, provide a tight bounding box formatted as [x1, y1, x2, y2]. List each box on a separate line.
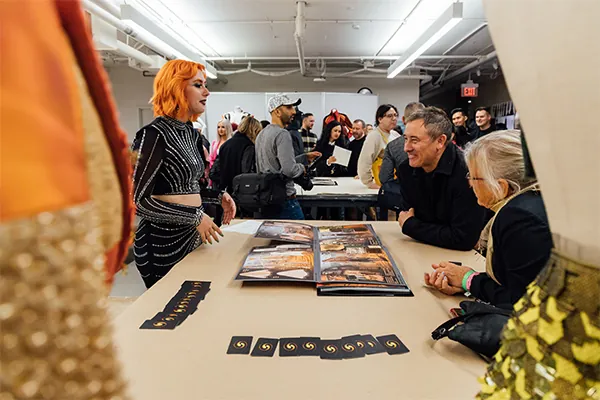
[222, 220, 263, 235]
[332, 145, 352, 167]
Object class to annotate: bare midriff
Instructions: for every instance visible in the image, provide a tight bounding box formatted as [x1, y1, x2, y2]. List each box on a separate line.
[152, 194, 202, 207]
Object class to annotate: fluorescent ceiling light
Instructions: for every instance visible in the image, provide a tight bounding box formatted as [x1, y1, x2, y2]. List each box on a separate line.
[382, 0, 454, 54]
[388, 2, 463, 79]
[140, 0, 218, 57]
[124, 19, 186, 59]
[121, 4, 201, 62]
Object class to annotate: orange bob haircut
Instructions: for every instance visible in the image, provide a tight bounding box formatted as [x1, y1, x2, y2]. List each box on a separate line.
[151, 59, 206, 122]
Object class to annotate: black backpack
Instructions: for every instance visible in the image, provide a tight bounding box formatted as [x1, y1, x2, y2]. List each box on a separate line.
[378, 180, 406, 211]
[232, 173, 288, 209]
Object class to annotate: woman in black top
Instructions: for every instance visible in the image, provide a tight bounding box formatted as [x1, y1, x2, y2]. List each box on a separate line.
[312, 121, 348, 177]
[131, 60, 236, 288]
[424, 130, 552, 308]
[212, 116, 262, 193]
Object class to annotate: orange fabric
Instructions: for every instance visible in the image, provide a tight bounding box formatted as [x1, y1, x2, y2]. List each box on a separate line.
[0, 0, 89, 221]
[56, 0, 134, 282]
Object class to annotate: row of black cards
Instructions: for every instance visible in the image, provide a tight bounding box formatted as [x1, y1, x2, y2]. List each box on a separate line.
[140, 281, 211, 330]
[227, 334, 408, 359]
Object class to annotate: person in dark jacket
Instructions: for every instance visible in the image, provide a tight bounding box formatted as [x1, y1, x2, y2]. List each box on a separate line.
[379, 102, 425, 184]
[424, 130, 553, 308]
[347, 119, 367, 177]
[213, 116, 262, 193]
[312, 121, 348, 177]
[450, 108, 475, 147]
[474, 106, 496, 139]
[287, 107, 321, 166]
[397, 107, 486, 250]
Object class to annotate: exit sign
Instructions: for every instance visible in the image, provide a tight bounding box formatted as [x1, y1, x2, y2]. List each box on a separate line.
[461, 82, 479, 98]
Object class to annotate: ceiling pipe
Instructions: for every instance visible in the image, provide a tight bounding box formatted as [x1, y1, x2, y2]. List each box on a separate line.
[294, 1, 307, 75]
[420, 50, 497, 100]
[82, 0, 180, 59]
[116, 41, 153, 65]
[205, 55, 480, 61]
[91, 0, 120, 18]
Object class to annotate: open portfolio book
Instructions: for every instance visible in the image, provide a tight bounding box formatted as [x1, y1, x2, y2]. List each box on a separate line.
[234, 221, 412, 296]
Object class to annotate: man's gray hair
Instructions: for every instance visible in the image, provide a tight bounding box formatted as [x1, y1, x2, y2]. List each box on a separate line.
[403, 102, 426, 120]
[405, 106, 453, 142]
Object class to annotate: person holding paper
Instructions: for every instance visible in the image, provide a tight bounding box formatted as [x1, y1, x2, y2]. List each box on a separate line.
[313, 121, 348, 177]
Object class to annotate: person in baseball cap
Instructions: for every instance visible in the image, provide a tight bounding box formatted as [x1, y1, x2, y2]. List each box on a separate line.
[268, 93, 302, 113]
[255, 94, 306, 219]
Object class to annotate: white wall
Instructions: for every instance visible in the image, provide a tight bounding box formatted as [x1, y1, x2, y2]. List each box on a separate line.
[106, 67, 154, 140]
[106, 66, 420, 140]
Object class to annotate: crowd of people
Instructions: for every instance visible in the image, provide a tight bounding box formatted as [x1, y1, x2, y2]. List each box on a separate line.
[129, 59, 553, 323]
[128, 59, 554, 376]
[3, 1, 594, 398]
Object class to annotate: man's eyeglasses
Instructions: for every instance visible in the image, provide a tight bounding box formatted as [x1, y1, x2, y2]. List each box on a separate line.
[384, 113, 398, 119]
[466, 172, 485, 181]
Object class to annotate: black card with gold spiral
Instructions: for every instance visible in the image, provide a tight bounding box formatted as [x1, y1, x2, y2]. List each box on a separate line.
[279, 338, 302, 357]
[227, 336, 253, 355]
[297, 337, 320, 356]
[250, 338, 279, 357]
[140, 281, 211, 330]
[376, 334, 410, 355]
[319, 339, 344, 360]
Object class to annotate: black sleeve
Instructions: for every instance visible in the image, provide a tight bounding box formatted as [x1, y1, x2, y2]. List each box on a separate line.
[379, 145, 395, 184]
[402, 179, 485, 250]
[132, 126, 203, 225]
[313, 158, 331, 177]
[469, 206, 552, 306]
[210, 155, 221, 185]
[241, 146, 256, 174]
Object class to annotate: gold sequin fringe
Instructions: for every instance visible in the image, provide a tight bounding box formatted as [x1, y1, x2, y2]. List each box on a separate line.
[477, 251, 600, 400]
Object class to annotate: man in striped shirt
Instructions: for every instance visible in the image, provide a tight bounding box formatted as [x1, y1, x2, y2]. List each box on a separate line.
[300, 113, 318, 152]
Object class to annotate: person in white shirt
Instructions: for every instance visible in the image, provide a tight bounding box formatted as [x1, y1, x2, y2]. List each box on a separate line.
[357, 104, 400, 189]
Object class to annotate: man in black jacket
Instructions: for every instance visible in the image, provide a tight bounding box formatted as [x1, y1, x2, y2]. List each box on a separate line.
[397, 107, 486, 250]
[474, 106, 496, 139]
[347, 119, 367, 177]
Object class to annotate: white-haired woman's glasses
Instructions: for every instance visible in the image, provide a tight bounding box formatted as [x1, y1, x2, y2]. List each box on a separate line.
[465, 172, 485, 181]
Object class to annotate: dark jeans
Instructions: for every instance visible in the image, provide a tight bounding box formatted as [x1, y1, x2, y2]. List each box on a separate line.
[261, 198, 305, 220]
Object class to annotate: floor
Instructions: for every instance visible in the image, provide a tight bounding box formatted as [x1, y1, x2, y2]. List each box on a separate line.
[108, 264, 147, 319]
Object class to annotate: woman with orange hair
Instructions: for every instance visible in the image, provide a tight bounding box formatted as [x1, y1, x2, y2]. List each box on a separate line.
[132, 60, 236, 288]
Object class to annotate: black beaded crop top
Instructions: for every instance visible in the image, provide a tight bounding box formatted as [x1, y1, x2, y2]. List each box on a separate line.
[132, 116, 220, 225]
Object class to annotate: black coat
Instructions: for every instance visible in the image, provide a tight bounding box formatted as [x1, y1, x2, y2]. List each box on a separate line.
[398, 144, 486, 250]
[312, 141, 347, 177]
[470, 191, 553, 307]
[213, 132, 255, 192]
[347, 136, 366, 177]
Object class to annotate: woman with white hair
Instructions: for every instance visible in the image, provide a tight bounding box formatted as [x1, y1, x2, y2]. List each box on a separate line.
[209, 118, 233, 169]
[425, 130, 553, 308]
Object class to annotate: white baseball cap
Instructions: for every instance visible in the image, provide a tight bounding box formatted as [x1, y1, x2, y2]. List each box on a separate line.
[268, 93, 301, 113]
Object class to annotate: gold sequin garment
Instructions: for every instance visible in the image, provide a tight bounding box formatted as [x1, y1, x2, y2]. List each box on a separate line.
[75, 66, 123, 257]
[0, 203, 129, 399]
[477, 251, 600, 400]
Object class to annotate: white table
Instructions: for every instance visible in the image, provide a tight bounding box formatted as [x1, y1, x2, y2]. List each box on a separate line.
[296, 177, 381, 220]
[113, 221, 487, 400]
[296, 177, 379, 196]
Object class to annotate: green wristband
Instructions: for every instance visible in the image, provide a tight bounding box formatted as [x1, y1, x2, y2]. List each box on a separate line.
[462, 270, 476, 291]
